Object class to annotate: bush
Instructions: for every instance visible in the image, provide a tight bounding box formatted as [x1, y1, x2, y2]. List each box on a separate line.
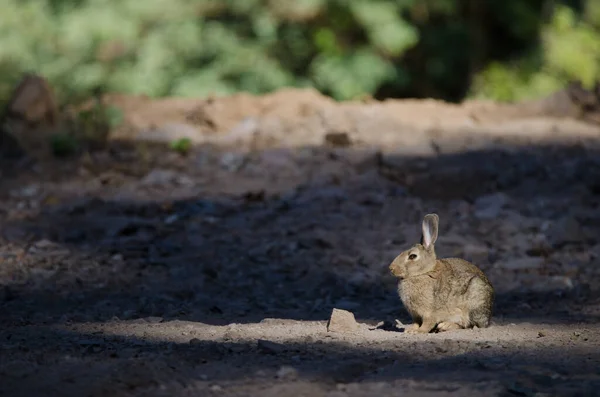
[472, 2, 600, 102]
[0, 0, 599, 104]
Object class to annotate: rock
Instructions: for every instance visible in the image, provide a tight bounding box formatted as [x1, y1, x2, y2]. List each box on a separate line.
[474, 192, 510, 219]
[141, 169, 193, 186]
[371, 319, 404, 332]
[32, 239, 58, 249]
[10, 184, 40, 198]
[495, 257, 545, 271]
[136, 122, 202, 143]
[529, 276, 574, 292]
[28, 239, 70, 256]
[327, 308, 360, 333]
[220, 152, 246, 172]
[275, 365, 299, 379]
[5, 74, 59, 126]
[324, 132, 352, 147]
[164, 214, 179, 224]
[217, 117, 259, 144]
[1, 74, 59, 159]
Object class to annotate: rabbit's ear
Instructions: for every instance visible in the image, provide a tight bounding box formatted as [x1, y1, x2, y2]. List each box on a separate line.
[421, 213, 439, 250]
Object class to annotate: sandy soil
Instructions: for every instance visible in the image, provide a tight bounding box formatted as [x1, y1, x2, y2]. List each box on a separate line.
[1, 88, 600, 397]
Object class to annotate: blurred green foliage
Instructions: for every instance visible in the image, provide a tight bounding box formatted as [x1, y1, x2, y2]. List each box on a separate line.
[50, 132, 79, 157]
[471, 2, 600, 101]
[0, 0, 599, 104]
[48, 99, 124, 157]
[170, 137, 193, 155]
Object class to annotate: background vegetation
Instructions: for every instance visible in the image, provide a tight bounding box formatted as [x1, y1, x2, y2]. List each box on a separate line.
[1, 0, 599, 106]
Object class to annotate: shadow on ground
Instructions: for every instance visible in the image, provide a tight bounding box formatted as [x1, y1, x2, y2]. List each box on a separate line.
[1, 140, 599, 327]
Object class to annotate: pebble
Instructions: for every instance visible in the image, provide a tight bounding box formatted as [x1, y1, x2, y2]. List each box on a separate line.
[275, 365, 299, 379]
[10, 184, 40, 198]
[324, 131, 352, 147]
[136, 123, 202, 143]
[254, 370, 267, 377]
[530, 276, 574, 292]
[218, 117, 259, 144]
[220, 152, 246, 172]
[141, 169, 193, 187]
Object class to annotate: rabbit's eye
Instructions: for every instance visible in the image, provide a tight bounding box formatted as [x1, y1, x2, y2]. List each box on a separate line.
[408, 254, 417, 260]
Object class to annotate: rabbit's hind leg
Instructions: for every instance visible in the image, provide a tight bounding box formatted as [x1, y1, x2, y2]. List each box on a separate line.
[469, 305, 492, 328]
[466, 277, 494, 328]
[436, 308, 469, 332]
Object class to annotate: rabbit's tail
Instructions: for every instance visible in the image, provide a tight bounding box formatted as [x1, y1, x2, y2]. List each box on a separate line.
[466, 277, 494, 328]
[470, 307, 492, 328]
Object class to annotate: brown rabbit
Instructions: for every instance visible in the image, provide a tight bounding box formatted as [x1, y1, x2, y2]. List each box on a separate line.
[389, 213, 494, 333]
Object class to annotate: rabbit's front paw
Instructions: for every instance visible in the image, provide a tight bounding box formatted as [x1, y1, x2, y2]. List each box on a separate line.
[404, 323, 420, 333]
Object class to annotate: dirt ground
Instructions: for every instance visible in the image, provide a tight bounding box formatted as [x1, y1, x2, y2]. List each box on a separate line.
[1, 88, 600, 397]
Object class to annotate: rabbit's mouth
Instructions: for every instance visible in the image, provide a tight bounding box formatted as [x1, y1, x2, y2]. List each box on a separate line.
[389, 267, 404, 279]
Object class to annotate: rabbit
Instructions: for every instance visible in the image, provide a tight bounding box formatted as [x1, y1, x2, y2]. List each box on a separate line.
[388, 213, 494, 333]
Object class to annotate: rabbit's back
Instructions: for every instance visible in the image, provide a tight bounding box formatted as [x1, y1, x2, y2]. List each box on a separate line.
[436, 258, 494, 327]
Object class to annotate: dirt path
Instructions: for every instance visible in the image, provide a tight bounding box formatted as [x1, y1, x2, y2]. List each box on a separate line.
[1, 89, 599, 396]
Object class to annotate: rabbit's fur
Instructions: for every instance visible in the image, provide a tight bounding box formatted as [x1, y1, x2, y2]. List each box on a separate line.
[389, 214, 494, 333]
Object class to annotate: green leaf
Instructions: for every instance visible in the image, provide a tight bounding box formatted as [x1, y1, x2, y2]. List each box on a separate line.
[311, 48, 394, 100]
